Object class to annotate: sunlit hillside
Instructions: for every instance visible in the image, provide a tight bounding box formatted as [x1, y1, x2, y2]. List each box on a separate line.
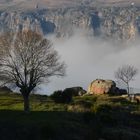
[0, 92, 140, 140]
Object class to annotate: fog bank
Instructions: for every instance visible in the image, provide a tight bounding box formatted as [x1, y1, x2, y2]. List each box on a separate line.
[40, 30, 140, 94]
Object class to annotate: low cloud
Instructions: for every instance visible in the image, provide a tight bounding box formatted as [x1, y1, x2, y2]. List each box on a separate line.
[40, 29, 140, 94]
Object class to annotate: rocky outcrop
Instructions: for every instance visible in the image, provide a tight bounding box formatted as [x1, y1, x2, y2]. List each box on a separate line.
[88, 79, 117, 95]
[51, 87, 86, 103]
[0, 5, 140, 40]
[63, 87, 86, 96]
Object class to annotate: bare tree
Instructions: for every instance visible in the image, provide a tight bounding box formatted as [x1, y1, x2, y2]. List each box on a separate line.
[115, 65, 138, 94]
[0, 31, 66, 112]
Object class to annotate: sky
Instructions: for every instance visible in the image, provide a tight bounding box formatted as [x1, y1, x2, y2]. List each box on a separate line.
[39, 29, 140, 95]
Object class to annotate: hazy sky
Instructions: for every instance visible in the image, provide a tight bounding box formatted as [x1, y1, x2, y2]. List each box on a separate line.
[39, 29, 140, 95]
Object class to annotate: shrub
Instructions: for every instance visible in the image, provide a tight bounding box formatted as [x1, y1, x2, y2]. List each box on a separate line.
[62, 90, 73, 103]
[50, 90, 63, 103]
[0, 86, 12, 93]
[91, 103, 116, 125]
[91, 103, 111, 114]
[50, 90, 73, 103]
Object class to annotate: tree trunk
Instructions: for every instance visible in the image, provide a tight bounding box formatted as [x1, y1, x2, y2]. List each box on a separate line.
[127, 83, 130, 95]
[23, 95, 30, 113]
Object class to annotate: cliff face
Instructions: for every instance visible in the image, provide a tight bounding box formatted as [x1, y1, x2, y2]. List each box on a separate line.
[0, 6, 140, 40]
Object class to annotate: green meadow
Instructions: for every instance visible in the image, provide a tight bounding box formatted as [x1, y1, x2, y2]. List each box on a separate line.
[0, 92, 140, 140]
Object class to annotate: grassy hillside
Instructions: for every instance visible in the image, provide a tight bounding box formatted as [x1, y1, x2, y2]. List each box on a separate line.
[0, 92, 140, 140]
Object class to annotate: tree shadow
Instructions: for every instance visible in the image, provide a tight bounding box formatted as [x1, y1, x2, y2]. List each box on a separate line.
[0, 107, 139, 140]
[0, 110, 100, 140]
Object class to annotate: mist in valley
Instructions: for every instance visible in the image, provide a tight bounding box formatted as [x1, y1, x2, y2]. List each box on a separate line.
[39, 29, 140, 94]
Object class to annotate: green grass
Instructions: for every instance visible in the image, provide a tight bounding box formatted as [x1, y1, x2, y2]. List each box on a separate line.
[0, 92, 140, 140]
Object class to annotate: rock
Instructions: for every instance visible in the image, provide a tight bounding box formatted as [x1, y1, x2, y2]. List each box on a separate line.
[51, 87, 86, 103]
[129, 94, 140, 103]
[0, 6, 140, 40]
[88, 79, 117, 95]
[63, 87, 87, 96]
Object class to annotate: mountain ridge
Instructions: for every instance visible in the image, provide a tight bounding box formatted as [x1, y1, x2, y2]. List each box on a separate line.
[1, 0, 140, 11]
[0, 0, 140, 41]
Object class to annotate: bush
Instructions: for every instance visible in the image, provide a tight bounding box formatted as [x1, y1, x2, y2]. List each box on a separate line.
[91, 103, 116, 125]
[50, 90, 73, 103]
[62, 90, 73, 103]
[50, 90, 63, 103]
[91, 103, 111, 114]
[0, 86, 12, 93]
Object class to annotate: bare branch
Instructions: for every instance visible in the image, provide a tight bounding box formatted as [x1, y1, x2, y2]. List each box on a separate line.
[115, 65, 138, 94]
[0, 30, 66, 112]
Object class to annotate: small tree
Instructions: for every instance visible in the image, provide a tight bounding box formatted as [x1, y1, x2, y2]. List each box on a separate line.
[115, 65, 138, 94]
[0, 31, 65, 112]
